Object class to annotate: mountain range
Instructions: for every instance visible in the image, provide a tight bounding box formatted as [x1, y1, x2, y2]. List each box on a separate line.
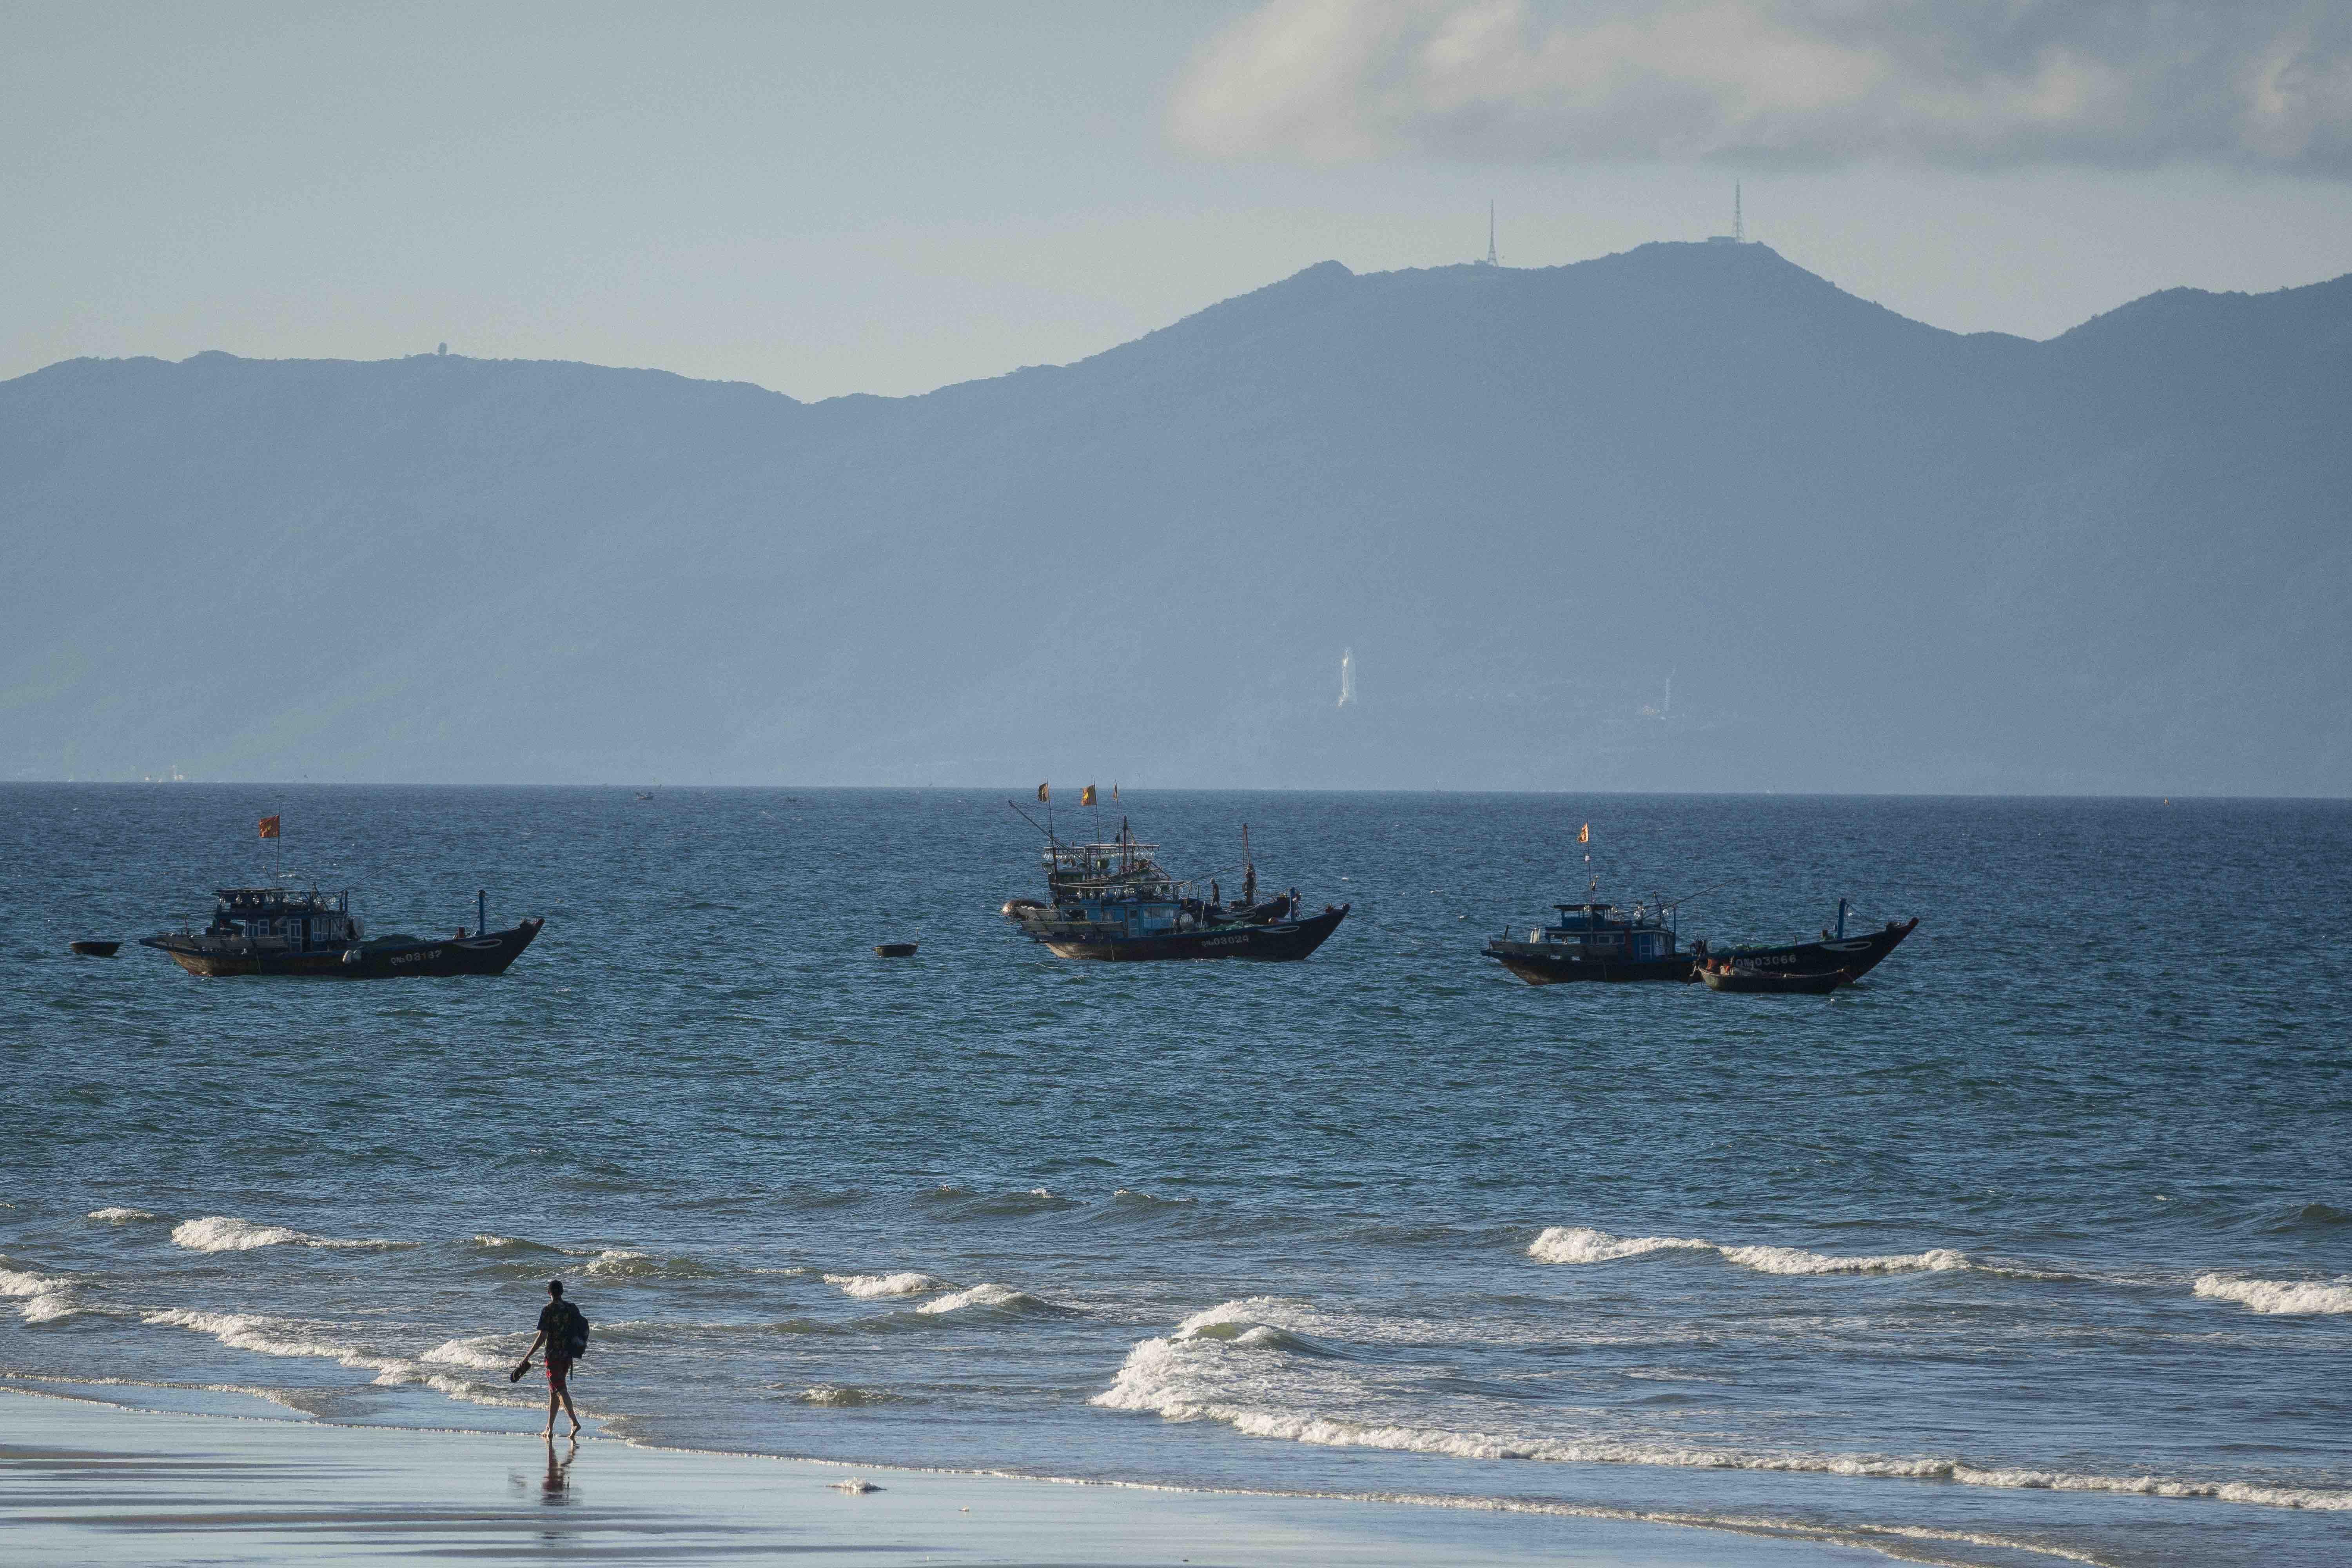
[4, 240, 2348, 793]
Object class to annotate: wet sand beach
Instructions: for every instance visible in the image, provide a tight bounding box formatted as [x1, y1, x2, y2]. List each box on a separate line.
[0, 1390, 1886, 1566]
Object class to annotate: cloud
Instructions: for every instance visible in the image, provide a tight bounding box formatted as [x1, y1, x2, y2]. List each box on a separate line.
[1168, 1, 2352, 173]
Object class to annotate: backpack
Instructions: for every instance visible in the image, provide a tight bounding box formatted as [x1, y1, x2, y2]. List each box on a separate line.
[554, 1301, 590, 1359]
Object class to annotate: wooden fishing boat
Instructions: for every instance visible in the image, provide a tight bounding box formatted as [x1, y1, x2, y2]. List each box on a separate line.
[1696, 902, 1918, 985]
[1485, 902, 1693, 984]
[1002, 812, 1348, 963]
[69, 940, 121, 957]
[140, 887, 543, 978]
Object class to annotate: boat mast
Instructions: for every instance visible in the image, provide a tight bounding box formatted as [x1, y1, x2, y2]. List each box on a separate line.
[1242, 825, 1256, 906]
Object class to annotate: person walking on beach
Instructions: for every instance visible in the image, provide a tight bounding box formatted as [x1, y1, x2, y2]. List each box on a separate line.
[514, 1279, 588, 1438]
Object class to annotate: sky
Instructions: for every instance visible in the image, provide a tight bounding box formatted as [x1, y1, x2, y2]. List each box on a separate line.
[6, 1, 2350, 400]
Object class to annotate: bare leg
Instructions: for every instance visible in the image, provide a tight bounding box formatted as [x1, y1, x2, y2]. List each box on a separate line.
[542, 1379, 558, 1438]
[559, 1383, 582, 1437]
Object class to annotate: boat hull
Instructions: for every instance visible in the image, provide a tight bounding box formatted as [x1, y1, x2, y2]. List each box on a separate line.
[1700, 966, 1844, 995]
[1485, 950, 1695, 985]
[140, 919, 544, 978]
[1037, 905, 1348, 962]
[1711, 917, 1917, 984]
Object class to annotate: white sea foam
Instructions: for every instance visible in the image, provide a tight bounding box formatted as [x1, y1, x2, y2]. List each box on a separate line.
[915, 1282, 1049, 1314]
[0, 1266, 59, 1297]
[420, 1335, 519, 1370]
[0, 1265, 78, 1323]
[2194, 1273, 2352, 1315]
[1096, 1298, 2352, 1523]
[143, 1308, 540, 1410]
[88, 1206, 158, 1223]
[1527, 1226, 1710, 1264]
[583, 1248, 654, 1275]
[1091, 1298, 2352, 1516]
[826, 1271, 948, 1299]
[1720, 1244, 1970, 1276]
[170, 1216, 404, 1252]
[142, 1308, 402, 1374]
[1530, 1225, 1968, 1277]
[19, 1292, 82, 1323]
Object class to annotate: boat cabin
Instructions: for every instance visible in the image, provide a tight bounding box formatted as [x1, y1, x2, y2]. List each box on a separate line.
[204, 888, 363, 952]
[1030, 837, 1201, 936]
[1516, 902, 1679, 962]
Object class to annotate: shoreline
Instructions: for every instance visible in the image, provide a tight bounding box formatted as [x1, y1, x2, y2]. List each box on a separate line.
[0, 1386, 1898, 1566]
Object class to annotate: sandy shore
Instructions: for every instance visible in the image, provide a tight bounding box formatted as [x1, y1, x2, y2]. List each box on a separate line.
[0, 1387, 1889, 1566]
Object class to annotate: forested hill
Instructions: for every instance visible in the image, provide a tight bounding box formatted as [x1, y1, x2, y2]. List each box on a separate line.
[5, 242, 2348, 793]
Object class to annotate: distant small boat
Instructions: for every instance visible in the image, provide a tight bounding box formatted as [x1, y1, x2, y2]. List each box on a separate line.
[69, 940, 121, 958]
[874, 942, 918, 958]
[1699, 961, 1844, 995]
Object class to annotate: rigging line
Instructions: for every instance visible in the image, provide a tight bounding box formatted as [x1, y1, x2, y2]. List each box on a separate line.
[1004, 800, 1057, 842]
[1659, 877, 1737, 911]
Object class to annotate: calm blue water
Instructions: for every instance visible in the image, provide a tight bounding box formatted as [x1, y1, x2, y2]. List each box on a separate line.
[3, 786, 2348, 1566]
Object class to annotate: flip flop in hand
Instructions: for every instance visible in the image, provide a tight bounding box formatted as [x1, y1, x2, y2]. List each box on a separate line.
[509, 1358, 534, 1383]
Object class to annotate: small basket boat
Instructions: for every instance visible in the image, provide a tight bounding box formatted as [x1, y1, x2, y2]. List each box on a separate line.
[69, 940, 122, 957]
[873, 942, 918, 958]
[1699, 961, 1846, 995]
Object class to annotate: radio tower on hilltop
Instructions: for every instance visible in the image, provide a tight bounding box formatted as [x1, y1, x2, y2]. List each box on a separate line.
[1485, 201, 1499, 266]
[1735, 183, 1744, 242]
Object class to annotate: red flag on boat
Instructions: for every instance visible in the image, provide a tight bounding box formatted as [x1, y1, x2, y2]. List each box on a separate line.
[258, 815, 281, 840]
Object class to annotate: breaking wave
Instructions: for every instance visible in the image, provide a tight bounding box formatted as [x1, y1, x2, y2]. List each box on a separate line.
[1527, 1227, 1710, 1264]
[88, 1206, 159, 1223]
[795, 1383, 909, 1407]
[914, 1282, 1057, 1315]
[1720, 1243, 1971, 1276]
[0, 1262, 78, 1323]
[826, 1271, 949, 1298]
[1093, 1297, 2352, 1514]
[419, 1335, 520, 1370]
[2194, 1274, 2352, 1315]
[1531, 1225, 1989, 1278]
[143, 1309, 537, 1407]
[170, 1216, 407, 1252]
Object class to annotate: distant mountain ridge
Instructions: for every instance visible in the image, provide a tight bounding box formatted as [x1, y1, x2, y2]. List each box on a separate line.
[4, 241, 2347, 793]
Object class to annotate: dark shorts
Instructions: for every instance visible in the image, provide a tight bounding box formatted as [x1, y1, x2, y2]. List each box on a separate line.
[545, 1356, 573, 1392]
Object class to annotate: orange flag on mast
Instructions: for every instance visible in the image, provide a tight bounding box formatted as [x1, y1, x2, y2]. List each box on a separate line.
[1036, 783, 1049, 803]
[258, 815, 281, 840]
[1081, 785, 1096, 806]
[1577, 823, 1589, 844]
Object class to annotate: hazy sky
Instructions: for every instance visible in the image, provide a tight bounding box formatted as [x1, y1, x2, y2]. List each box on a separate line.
[7, 2, 2350, 399]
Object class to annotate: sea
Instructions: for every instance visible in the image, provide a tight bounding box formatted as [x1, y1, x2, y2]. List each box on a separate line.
[2, 785, 2347, 1567]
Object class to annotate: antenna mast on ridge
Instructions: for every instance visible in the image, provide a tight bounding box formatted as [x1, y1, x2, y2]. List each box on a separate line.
[1486, 201, 1499, 266]
[1735, 183, 1744, 243]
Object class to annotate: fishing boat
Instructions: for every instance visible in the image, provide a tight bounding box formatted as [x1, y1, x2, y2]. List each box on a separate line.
[1001, 810, 1347, 962]
[140, 887, 543, 978]
[1485, 901, 1693, 984]
[1698, 959, 1845, 995]
[1697, 899, 1918, 985]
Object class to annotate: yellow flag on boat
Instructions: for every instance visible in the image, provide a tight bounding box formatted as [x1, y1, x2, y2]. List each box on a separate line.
[258, 815, 281, 840]
[1036, 783, 1049, 802]
[1081, 785, 1096, 806]
[1578, 823, 1590, 844]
